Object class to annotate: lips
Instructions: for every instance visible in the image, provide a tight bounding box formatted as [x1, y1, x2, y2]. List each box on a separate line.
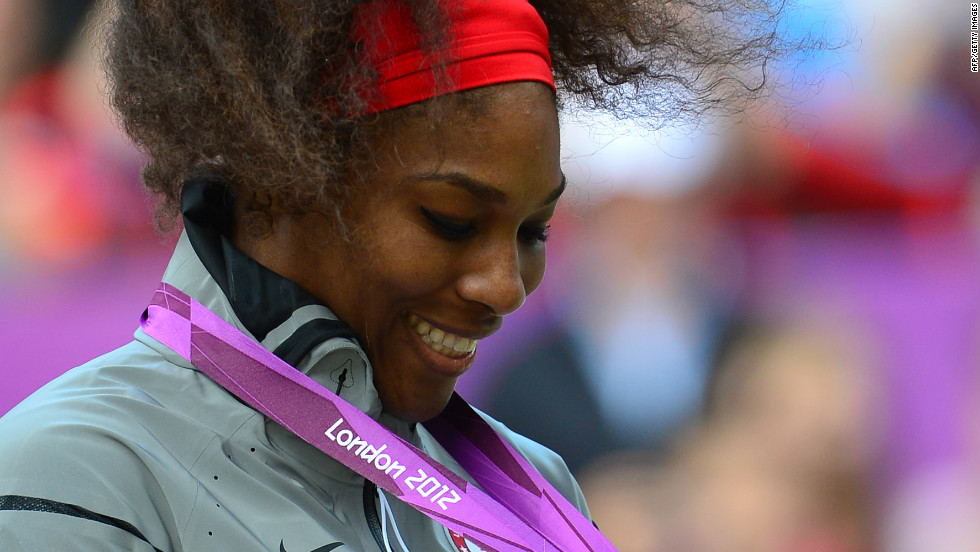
[407, 313, 478, 358]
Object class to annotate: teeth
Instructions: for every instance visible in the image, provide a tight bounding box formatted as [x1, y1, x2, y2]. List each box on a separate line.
[408, 314, 478, 358]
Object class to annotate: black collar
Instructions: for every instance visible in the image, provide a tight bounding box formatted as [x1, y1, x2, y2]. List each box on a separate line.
[180, 176, 358, 367]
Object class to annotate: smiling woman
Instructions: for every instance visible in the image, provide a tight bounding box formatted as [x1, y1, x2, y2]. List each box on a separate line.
[238, 82, 563, 422]
[0, 0, 802, 551]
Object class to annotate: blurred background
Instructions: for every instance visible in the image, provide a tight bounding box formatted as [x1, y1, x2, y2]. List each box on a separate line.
[1, 1, 977, 551]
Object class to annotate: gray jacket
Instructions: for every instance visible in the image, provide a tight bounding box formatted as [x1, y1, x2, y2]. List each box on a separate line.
[0, 179, 589, 551]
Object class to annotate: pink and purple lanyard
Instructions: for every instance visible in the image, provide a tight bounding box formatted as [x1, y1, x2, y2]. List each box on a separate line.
[141, 283, 616, 552]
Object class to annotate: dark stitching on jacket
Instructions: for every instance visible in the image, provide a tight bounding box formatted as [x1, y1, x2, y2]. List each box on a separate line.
[0, 494, 165, 552]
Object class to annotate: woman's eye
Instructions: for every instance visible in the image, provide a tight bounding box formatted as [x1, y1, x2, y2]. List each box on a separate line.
[420, 207, 475, 241]
[420, 207, 550, 245]
[519, 223, 551, 245]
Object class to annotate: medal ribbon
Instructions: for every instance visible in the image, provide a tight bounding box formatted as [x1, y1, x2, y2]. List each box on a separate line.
[141, 283, 616, 552]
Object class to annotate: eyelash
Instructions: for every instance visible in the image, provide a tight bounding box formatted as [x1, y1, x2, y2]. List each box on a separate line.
[421, 207, 474, 240]
[420, 207, 550, 245]
[519, 223, 551, 245]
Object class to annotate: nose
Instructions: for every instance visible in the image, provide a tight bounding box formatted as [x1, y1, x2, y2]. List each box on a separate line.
[456, 243, 528, 316]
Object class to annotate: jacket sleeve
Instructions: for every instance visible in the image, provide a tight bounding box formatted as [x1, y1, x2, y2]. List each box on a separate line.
[0, 501, 164, 551]
[0, 394, 178, 552]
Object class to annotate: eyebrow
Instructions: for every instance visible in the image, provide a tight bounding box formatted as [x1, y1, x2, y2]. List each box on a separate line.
[418, 172, 566, 207]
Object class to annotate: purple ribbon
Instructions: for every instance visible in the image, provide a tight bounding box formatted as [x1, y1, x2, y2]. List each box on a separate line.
[141, 283, 616, 552]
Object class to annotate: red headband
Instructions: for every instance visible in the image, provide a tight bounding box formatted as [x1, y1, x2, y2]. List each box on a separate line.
[351, 0, 555, 115]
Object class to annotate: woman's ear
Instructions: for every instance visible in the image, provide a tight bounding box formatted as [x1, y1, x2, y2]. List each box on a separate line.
[232, 189, 278, 241]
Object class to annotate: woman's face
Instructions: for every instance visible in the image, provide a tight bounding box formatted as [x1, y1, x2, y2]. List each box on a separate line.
[257, 82, 563, 421]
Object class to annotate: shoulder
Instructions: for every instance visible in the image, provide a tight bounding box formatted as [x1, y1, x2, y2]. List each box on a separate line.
[3, 339, 253, 442]
[470, 406, 592, 519]
[0, 341, 255, 551]
[0, 339, 255, 477]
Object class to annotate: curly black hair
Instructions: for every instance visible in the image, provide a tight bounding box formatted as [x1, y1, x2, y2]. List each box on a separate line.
[102, 0, 809, 230]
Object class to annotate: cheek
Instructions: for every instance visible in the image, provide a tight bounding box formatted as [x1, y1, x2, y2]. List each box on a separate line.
[362, 225, 454, 298]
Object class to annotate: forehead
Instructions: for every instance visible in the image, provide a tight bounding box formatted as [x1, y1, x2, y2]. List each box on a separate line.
[361, 82, 561, 192]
